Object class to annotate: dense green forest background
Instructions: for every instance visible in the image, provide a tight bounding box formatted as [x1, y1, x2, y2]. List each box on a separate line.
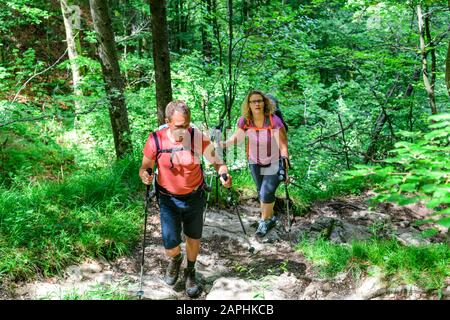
[0, 0, 449, 297]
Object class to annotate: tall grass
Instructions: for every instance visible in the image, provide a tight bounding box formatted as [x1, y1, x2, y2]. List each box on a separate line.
[0, 157, 144, 281]
[296, 237, 450, 292]
[0, 124, 76, 186]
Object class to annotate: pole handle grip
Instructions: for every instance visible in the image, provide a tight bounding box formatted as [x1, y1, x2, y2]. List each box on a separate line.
[145, 168, 155, 198]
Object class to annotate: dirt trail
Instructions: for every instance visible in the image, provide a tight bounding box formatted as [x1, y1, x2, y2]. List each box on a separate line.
[8, 193, 450, 300]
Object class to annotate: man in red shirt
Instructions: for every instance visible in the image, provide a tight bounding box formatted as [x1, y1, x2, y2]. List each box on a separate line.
[139, 100, 231, 298]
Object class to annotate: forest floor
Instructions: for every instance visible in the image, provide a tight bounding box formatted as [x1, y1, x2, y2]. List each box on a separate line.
[4, 191, 450, 300]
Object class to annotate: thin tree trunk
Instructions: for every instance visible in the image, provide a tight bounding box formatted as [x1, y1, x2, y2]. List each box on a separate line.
[227, 0, 233, 126]
[201, 0, 212, 63]
[424, 6, 437, 99]
[417, 5, 438, 114]
[211, 0, 226, 120]
[364, 68, 421, 164]
[180, 0, 189, 50]
[212, 0, 222, 68]
[150, 0, 173, 126]
[122, 0, 130, 82]
[364, 112, 387, 164]
[407, 69, 421, 133]
[364, 79, 398, 163]
[446, 42, 450, 97]
[337, 112, 350, 170]
[446, 0, 450, 96]
[60, 0, 82, 112]
[174, 0, 181, 52]
[136, 9, 144, 58]
[89, 0, 133, 158]
[242, 0, 249, 23]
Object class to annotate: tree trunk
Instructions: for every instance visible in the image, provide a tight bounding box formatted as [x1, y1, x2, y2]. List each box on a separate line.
[201, 0, 212, 63]
[211, 0, 225, 117]
[227, 0, 233, 126]
[149, 0, 173, 126]
[242, 0, 249, 23]
[89, 0, 133, 158]
[132, 10, 141, 57]
[212, 0, 222, 69]
[424, 6, 437, 101]
[337, 112, 350, 170]
[364, 112, 387, 164]
[417, 5, 438, 115]
[60, 0, 83, 112]
[172, 0, 181, 52]
[446, 0, 450, 96]
[364, 71, 419, 164]
[446, 41, 450, 97]
[406, 69, 421, 132]
[180, 0, 189, 50]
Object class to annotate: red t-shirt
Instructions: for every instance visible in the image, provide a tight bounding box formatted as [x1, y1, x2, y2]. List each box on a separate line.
[143, 127, 211, 195]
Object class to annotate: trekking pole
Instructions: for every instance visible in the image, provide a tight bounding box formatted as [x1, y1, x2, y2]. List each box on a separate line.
[204, 123, 223, 222]
[214, 121, 224, 207]
[221, 173, 255, 254]
[279, 159, 293, 245]
[203, 173, 215, 223]
[137, 168, 155, 299]
[287, 180, 304, 190]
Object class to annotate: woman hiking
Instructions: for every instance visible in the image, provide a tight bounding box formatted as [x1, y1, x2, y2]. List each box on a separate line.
[220, 90, 289, 237]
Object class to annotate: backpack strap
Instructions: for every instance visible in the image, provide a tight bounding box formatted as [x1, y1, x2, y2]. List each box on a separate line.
[151, 127, 208, 193]
[243, 115, 273, 130]
[190, 127, 195, 154]
[152, 127, 200, 169]
[243, 117, 251, 131]
[268, 114, 274, 129]
[243, 115, 274, 163]
[152, 131, 161, 160]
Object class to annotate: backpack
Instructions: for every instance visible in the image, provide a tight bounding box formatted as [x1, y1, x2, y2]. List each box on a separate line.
[151, 127, 211, 194]
[151, 127, 199, 169]
[266, 94, 288, 132]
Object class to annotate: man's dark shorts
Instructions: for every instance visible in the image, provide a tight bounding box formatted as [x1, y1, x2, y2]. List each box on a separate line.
[158, 189, 206, 249]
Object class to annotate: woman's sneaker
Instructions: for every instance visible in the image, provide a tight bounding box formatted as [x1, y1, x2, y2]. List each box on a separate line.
[255, 219, 268, 237]
[255, 217, 278, 237]
[266, 216, 277, 231]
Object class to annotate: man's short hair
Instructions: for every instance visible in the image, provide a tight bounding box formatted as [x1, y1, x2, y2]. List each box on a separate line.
[165, 100, 190, 121]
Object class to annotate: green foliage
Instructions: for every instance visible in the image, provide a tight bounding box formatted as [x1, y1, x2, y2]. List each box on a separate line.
[0, 0, 51, 34]
[343, 114, 450, 228]
[296, 236, 450, 291]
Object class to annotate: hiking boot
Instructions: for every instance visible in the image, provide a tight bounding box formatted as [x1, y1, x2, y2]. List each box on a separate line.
[184, 268, 201, 298]
[164, 254, 183, 285]
[255, 219, 268, 237]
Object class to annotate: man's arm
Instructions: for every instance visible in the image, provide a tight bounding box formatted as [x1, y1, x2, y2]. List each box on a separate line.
[201, 135, 232, 188]
[203, 143, 227, 173]
[220, 128, 246, 148]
